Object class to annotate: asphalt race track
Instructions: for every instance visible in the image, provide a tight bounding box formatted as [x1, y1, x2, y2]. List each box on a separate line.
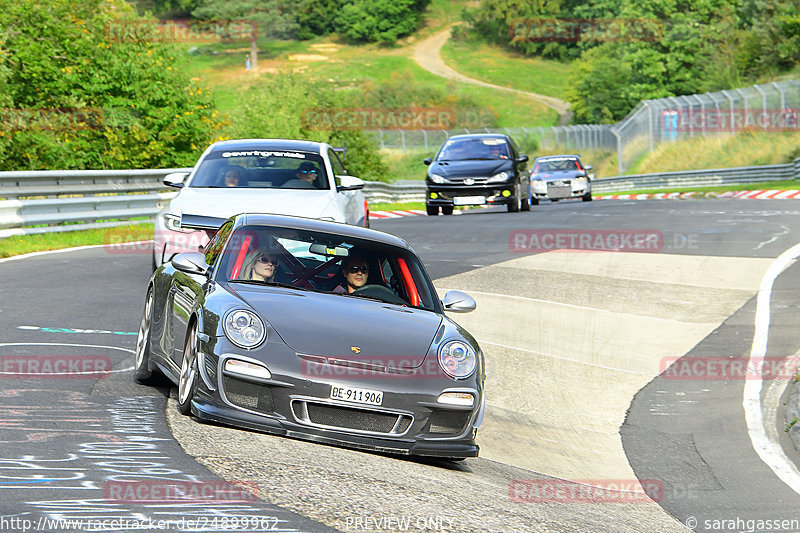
[3, 198, 800, 532]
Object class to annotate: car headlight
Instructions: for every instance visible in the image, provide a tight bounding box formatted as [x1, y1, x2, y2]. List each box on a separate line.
[531, 180, 547, 192]
[429, 173, 451, 184]
[487, 171, 509, 183]
[573, 176, 587, 185]
[163, 214, 191, 233]
[438, 340, 477, 379]
[224, 309, 266, 349]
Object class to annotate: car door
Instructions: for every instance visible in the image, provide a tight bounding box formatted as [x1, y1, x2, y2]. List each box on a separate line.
[328, 148, 366, 226]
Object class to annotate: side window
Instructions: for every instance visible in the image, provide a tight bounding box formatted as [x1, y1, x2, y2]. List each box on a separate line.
[328, 148, 346, 187]
[204, 221, 233, 267]
[507, 138, 519, 159]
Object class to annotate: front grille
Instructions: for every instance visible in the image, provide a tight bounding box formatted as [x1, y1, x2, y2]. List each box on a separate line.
[428, 410, 470, 435]
[222, 376, 274, 414]
[452, 177, 488, 184]
[294, 401, 412, 435]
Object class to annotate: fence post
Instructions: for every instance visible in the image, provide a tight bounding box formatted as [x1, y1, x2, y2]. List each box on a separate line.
[754, 84, 767, 131]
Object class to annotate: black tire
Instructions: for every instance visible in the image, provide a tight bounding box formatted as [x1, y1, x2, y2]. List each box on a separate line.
[426, 205, 439, 216]
[441, 205, 454, 215]
[177, 325, 199, 416]
[530, 196, 539, 206]
[507, 182, 521, 212]
[582, 191, 593, 202]
[364, 210, 370, 228]
[134, 289, 155, 383]
[520, 184, 531, 211]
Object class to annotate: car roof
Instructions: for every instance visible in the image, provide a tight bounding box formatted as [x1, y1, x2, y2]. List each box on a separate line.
[235, 213, 413, 250]
[207, 139, 326, 153]
[445, 133, 509, 141]
[536, 154, 581, 160]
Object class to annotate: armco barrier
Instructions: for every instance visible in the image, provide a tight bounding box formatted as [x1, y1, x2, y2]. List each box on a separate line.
[0, 158, 798, 238]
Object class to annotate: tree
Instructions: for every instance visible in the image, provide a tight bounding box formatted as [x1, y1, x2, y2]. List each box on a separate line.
[335, 0, 431, 44]
[0, 0, 224, 170]
[192, 0, 298, 69]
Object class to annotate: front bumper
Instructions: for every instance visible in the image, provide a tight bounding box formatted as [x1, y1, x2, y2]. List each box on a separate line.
[193, 339, 483, 458]
[426, 183, 518, 207]
[531, 180, 590, 200]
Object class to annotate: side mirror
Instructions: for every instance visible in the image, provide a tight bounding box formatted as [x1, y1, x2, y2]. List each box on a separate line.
[336, 175, 364, 192]
[441, 290, 476, 313]
[585, 164, 593, 171]
[171, 252, 210, 276]
[164, 172, 189, 189]
[424, 158, 432, 166]
[517, 154, 529, 164]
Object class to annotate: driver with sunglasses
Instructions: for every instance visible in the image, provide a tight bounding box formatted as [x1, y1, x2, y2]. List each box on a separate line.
[282, 161, 319, 189]
[333, 254, 370, 294]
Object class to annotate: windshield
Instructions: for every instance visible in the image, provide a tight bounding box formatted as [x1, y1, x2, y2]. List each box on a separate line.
[534, 158, 582, 172]
[436, 137, 509, 161]
[188, 150, 329, 189]
[217, 225, 439, 312]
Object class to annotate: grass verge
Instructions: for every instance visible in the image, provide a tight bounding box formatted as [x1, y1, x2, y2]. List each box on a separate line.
[595, 180, 800, 197]
[0, 224, 155, 259]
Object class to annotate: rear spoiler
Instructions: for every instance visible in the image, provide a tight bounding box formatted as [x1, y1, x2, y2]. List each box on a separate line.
[179, 214, 228, 231]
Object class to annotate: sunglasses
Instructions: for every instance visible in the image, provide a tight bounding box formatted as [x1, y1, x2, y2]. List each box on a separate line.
[256, 256, 279, 266]
[299, 169, 318, 174]
[347, 265, 369, 274]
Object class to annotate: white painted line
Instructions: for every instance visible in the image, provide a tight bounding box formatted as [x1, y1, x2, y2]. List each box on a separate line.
[0, 342, 135, 375]
[743, 241, 800, 496]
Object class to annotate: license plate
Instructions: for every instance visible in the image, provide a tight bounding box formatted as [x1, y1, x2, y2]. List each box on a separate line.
[453, 196, 486, 206]
[548, 186, 572, 199]
[330, 384, 383, 406]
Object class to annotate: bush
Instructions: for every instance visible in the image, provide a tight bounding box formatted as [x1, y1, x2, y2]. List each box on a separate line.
[336, 0, 431, 44]
[0, 0, 224, 171]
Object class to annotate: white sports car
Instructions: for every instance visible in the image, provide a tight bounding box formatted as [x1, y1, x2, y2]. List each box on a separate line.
[153, 139, 369, 269]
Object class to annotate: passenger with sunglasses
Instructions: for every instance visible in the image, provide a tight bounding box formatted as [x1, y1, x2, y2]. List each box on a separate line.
[240, 248, 279, 282]
[282, 161, 319, 189]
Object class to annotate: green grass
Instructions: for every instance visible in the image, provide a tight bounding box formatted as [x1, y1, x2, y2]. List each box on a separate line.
[440, 37, 572, 99]
[382, 148, 431, 181]
[0, 224, 154, 259]
[369, 201, 427, 212]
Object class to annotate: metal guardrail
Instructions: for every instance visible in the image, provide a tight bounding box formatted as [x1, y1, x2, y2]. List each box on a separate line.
[1, 159, 799, 238]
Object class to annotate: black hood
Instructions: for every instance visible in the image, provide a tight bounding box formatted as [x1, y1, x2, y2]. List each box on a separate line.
[231, 287, 442, 368]
[429, 159, 512, 180]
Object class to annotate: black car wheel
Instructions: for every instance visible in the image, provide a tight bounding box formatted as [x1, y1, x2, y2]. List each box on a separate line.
[441, 205, 454, 215]
[530, 196, 539, 206]
[582, 191, 593, 202]
[426, 205, 439, 216]
[507, 182, 521, 212]
[134, 289, 155, 383]
[520, 184, 531, 211]
[177, 325, 199, 415]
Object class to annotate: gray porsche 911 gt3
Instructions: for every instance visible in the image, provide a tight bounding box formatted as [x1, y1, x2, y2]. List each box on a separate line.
[135, 213, 485, 459]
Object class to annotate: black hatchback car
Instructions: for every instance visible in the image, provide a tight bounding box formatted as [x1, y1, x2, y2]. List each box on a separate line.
[424, 134, 530, 215]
